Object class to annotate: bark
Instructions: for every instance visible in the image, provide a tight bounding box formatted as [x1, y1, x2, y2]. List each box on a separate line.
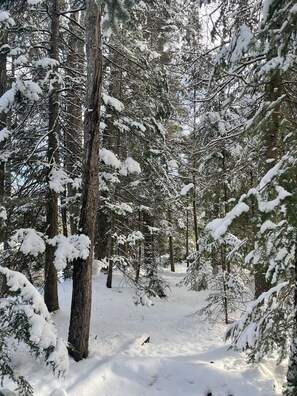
[186, 204, 189, 268]
[193, 193, 199, 251]
[284, 245, 297, 395]
[168, 210, 175, 272]
[169, 235, 175, 272]
[106, 216, 114, 288]
[68, 0, 102, 362]
[0, 32, 8, 297]
[44, 0, 60, 312]
[254, 68, 282, 299]
[0, 32, 7, 201]
[65, 8, 84, 235]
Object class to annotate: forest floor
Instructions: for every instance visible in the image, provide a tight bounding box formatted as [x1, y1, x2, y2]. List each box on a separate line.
[2, 264, 287, 396]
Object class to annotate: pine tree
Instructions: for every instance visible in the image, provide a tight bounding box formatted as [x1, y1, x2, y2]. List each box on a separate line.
[68, 0, 103, 361]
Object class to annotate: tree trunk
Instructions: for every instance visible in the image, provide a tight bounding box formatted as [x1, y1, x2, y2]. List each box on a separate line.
[0, 32, 7, 200]
[68, 0, 102, 362]
[284, 244, 297, 395]
[0, 32, 8, 297]
[169, 235, 175, 272]
[106, 216, 114, 288]
[44, 0, 60, 312]
[193, 192, 199, 251]
[254, 66, 282, 299]
[168, 210, 175, 272]
[65, 7, 84, 235]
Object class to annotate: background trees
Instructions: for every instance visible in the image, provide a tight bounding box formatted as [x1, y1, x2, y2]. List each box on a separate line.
[1, 0, 297, 394]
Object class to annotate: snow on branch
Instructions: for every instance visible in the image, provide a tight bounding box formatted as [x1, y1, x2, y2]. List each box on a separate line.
[0, 266, 69, 373]
[102, 93, 124, 112]
[0, 205, 7, 220]
[206, 202, 250, 240]
[0, 127, 11, 143]
[0, 11, 15, 27]
[47, 234, 90, 271]
[206, 156, 292, 239]
[8, 228, 46, 256]
[180, 183, 194, 196]
[99, 148, 121, 168]
[49, 167, 71, 193]
[119, 157, 141, 175]
[35, 57, 59, 69]
[0, 86, 16, 113]
[226, 281, 289, 361]
[15, 78, 42, 101]
[230, 24, 253, 63]
[258, 186, 292, 213]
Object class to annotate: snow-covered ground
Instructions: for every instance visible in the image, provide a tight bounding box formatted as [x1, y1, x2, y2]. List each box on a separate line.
[2, 265, 287, 396]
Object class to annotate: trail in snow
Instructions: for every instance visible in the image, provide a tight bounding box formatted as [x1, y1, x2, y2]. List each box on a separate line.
[2, 265, 286, 396]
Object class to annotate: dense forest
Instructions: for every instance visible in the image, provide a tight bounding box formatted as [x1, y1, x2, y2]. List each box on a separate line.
[0, 0, 297, 394]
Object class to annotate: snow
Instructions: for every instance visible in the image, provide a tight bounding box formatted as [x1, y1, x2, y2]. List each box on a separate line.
[49, 168, 71, 193]
[0, 128, 11, 143]
[261, 0, 274, 25]
[8, 228, 46, 256]
[180, 183, 194, 196]
[206, 202, 250, 239]
[0, 86, 16, 113]
[230, 24, 253, 63]
[2, 267, 285, 395]
[99, 148, 121, 169]
[258, 186, 292, 213]
[260, 220, 277, 233]
[0, 11, 15, 27]
[0, 205, 7, 220]
[27, 0, 44, 5]
[107, 202, 133, 216]
[47, 234, 90, 271]
[102, 93, 124, 112]
[13, 55, 28, 66]
[35, 58, 59, 68]
[258, 162, 282, 190]
[0, 266, 69, 373]
[122, 157, 141, 174]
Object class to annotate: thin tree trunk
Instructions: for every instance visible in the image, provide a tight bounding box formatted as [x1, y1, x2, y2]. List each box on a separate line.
[44, 0, 60, 312]
[135, 210, 142, 283]
[284, 244, 297, 395]
[169, 235, 175, 272]
[193, 192, 199, 251]
[106, 216, 114, 288]
[68, 0, 102, 362]
[186, 203, 189, 267]
[168, 210, 175, 272]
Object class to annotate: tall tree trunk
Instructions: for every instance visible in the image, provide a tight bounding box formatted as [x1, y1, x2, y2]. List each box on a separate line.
[68, 0, 102, 362]
[254, 71, 282, 298]
[44, 0, 60, 312]
[0, 32, 7, 202]
[65, 7, 84, 235]
[0, 32, 8, 297]
[284, 244, 297, 395]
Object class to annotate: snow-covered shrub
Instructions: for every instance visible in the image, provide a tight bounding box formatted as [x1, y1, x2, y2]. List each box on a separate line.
[185, 230, 251, 323]
[0, 267, 68, 395]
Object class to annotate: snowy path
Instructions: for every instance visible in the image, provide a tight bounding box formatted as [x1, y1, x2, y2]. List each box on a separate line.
[3, 268, 286, 396]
